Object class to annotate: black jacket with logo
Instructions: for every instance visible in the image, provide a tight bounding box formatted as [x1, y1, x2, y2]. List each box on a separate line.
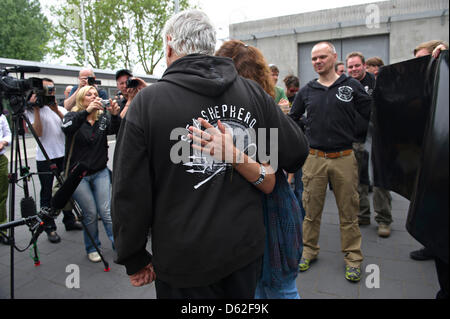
[111, 54, 308, 288]
[289, 74, 372, 152]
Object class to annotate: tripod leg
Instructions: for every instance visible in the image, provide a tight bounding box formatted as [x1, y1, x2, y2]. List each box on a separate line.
[32, 243, 40, 266]
[71, 201, 110, 272]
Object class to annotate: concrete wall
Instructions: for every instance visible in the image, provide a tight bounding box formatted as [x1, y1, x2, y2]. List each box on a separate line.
[229, 0, 449, 86]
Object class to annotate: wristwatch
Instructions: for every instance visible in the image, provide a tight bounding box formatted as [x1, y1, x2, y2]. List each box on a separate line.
[252, 164, 266, 185]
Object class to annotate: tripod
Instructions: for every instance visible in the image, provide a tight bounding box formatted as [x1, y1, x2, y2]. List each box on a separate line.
[3, 103, 110, 299]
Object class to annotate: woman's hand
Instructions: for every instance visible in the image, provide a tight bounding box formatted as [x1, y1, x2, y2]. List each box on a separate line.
[106, 98, 120, 116]
[188, 118, 237, 163]
[278, 98, 290, 114]
[86, 97, 103, 113]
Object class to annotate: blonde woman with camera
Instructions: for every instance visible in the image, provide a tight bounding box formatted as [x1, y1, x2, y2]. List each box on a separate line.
[61, 86, 120, 262]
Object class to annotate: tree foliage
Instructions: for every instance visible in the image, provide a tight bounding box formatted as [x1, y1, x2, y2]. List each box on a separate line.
[50, 0, 192, 73]
[0, 0, 51, 61]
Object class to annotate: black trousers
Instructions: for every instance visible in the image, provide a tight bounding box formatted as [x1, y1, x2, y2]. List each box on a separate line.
[435, 257, 449, 299]
[36, 157, 76, 233]
[155, 256, 262, 299]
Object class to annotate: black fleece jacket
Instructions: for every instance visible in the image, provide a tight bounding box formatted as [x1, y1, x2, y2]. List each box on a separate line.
[289, 74, 372, 152]
[62, 110, 120, 174]
[111, 54, 308, 288]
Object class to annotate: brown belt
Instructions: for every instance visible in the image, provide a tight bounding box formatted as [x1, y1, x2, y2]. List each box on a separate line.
[309, 148, 353, 159]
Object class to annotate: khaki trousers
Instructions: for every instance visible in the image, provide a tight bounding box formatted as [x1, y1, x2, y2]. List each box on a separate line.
[353, 143, 393, 225]
[301, 152, 363, 268]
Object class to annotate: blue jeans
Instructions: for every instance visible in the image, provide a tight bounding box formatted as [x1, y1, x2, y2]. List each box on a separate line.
[293, 169, 306, 220]
[255, 279, 300, 299]
[72, 167, 114, 254]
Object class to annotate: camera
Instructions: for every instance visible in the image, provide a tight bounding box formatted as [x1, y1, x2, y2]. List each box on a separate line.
[26, 84, 56, 109]
[126, 78, 139, 89]
[88, 77, 101, 86]
[100, 99, 110, 109]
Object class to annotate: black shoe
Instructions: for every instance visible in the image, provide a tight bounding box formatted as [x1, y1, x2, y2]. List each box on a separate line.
[0, 232, 8, 245]
[47, 231, 61, 244]
[410, 247, 434, 261]
[65, 221, 83, 231]
[358, 218, 371, 225]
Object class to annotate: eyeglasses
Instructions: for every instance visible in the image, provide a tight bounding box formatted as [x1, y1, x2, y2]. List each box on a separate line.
[288, 88, 299, 94]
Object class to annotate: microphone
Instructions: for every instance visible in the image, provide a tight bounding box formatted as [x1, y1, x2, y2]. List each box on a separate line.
[51, 162, 88, 213]
[5, 65, 41, 73]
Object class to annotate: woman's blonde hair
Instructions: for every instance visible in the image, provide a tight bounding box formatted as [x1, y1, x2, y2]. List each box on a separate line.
[73, 86, 103, 120]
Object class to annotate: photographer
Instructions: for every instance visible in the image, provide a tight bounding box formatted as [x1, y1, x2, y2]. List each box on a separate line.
[64, 68, 108, 111]
[61, 86, 120, 262]
[26, 78, 82, 244]
[114, 69, 147, 118]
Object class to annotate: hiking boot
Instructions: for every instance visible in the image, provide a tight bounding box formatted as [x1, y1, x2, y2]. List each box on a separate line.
[378, 223, 391, 237]
[299, 258, 312, 272]
[345, 266, 362, 282]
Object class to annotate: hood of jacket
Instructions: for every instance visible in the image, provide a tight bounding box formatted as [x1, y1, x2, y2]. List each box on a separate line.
[160, 54, 238, 97]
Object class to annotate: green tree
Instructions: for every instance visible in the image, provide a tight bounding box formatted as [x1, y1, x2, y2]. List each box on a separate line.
[124, 0, 191, 74]
[50, 0, 193, 73]
[0, 0, 51, 61]
[51, 0, 119, 69]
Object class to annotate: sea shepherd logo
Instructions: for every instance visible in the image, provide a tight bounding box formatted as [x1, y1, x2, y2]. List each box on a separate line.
[170, 104, 278, 190]
[336, 86, 354, 102]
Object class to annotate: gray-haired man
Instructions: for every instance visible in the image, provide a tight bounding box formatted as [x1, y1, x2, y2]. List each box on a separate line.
[112, 9, 307, 299]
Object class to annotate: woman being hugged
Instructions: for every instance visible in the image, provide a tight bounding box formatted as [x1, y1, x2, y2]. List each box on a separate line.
[62, 86, 120, 262]
[215, 40, 304, 299]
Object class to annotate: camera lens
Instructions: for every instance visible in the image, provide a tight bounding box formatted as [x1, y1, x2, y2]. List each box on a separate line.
[126, 79, 139, 88]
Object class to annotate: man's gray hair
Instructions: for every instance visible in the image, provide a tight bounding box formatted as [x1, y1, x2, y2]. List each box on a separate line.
[163, 9, 216, 57]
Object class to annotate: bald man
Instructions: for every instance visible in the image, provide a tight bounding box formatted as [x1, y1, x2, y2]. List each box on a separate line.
[64, 68, 108, 110]
[289, 41, 372, 282]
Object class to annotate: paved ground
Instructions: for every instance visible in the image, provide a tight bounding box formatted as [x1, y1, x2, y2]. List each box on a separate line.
[0, 136, 439, 299]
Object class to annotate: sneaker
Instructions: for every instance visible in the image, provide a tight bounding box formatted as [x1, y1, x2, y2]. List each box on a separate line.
[88, 252, 101, 263]
[378, 224, 391, 237]
[47, 231, 61, 244]
[410, 247, 434, 261]
[299, 258, 312, 272]
[0, 232, 8, 245]
[345, 266, 361, 282]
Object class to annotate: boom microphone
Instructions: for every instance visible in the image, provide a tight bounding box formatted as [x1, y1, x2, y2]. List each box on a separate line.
[5, 66, 41, 74]
[51, 162, 88, 212]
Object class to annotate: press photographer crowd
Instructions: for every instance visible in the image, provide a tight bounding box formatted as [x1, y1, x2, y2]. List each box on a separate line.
[0, 9, 448, 301]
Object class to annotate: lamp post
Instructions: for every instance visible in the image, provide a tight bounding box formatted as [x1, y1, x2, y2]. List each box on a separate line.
[80, 0, 88, 67]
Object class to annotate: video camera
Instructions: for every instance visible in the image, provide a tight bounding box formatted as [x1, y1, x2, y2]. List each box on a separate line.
[0, 66, 50, 113]
[27, 85, 57, 109]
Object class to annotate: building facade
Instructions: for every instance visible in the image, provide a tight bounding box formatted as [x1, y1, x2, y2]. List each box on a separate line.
[229, 0, 449, 87]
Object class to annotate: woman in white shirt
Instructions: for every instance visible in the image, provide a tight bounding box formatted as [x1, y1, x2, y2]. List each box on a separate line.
[0, 113, 12, 244]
